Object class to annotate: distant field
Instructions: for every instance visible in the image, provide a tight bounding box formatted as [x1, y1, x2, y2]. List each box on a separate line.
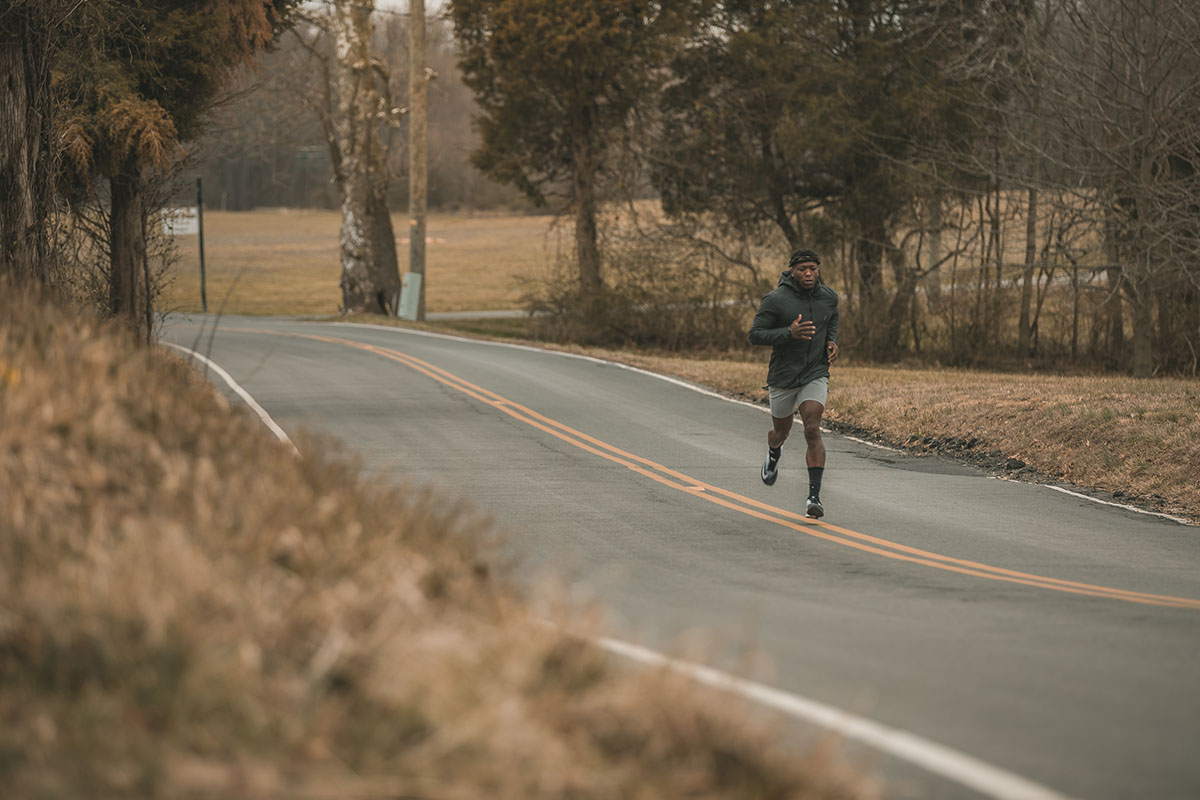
[162, 209, 561, 316]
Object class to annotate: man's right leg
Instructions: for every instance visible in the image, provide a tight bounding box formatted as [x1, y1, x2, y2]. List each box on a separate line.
[761, 413, 793, 485]
[769, 414, 794, 449]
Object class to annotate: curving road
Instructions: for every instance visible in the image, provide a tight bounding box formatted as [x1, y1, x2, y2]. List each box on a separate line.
[163, 315, 1200, 800]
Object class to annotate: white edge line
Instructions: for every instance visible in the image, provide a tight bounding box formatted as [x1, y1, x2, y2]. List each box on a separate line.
[1039, 484, 1188, 524]
[839, 433, 903, 453]
[592, 634, 1076, 800]
[162, 341, 299, 456]
[331, 321, 1186, 522]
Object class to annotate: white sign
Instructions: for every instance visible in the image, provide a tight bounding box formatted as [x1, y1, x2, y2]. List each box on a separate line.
[398, 272, 422, 320]
[162, 206, 199, 236]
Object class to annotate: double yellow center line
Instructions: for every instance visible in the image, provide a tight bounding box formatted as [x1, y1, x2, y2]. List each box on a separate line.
[234, 327, 1200, 611]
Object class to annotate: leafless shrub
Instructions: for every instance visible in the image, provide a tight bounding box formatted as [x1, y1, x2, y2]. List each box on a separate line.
[524, 222, 762, 352]
[50, 165, 181, 336]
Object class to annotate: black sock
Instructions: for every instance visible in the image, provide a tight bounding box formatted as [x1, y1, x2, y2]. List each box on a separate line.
[769, 444, 782, 460]
[808, 466, 824, 498]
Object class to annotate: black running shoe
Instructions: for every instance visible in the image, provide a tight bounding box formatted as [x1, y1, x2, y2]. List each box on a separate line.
[805, 496, 824, 518]
[761, 447, 781, 485]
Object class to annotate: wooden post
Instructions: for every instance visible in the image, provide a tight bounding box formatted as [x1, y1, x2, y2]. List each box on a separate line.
[408, 0, 427, 321]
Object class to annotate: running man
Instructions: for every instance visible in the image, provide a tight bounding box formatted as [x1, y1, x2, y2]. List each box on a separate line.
[748, 248, 839, 518]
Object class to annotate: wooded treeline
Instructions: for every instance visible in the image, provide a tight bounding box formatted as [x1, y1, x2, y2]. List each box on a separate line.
[3, 1, 1196, 374]
[448, 0, 1200, 376]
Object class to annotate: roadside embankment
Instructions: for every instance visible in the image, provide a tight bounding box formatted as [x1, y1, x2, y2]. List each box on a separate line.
[0, 288, 873, 798]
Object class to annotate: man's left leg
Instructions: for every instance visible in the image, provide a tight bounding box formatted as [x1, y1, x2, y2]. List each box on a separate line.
[799, 399, 826, 517]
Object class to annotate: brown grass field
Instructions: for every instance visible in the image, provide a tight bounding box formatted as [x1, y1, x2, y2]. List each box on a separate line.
[2, 284, 874, 798]
[162, 209, 561, 316]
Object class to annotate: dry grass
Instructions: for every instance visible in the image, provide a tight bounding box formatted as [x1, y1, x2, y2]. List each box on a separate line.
[162, 209, 561, 316]
[0, 283, 874, 799]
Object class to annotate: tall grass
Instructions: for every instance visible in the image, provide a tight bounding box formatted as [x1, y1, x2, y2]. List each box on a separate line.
[0, 283, 873, 799]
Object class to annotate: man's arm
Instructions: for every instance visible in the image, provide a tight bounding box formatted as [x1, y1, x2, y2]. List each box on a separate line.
[748, 295, 794, 346]
[826, 295, 840, 362]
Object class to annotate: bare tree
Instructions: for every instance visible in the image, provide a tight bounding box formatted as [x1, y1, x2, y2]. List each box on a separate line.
[0, 1, 70, 284]
[293, 2, 403, 315]
[1018, 0, 1200, 375]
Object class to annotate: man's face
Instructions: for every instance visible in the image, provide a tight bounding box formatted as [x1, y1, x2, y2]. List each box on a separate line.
[792, 261, 819, 288]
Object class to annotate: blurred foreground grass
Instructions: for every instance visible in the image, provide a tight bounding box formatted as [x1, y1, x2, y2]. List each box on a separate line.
[0, 284, 874, 798]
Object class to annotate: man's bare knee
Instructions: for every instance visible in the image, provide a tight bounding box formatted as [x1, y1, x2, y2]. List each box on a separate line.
[769, 415, 793, 446]
[803, 420, 821, 444]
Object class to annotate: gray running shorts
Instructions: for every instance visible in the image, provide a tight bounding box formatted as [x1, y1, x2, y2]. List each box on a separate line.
[768, 377, 828, 418]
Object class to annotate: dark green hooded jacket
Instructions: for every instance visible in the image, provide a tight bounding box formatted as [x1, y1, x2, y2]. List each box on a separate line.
[748, 271, 840, 389]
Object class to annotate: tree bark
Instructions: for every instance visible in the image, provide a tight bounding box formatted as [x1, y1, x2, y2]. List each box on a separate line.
[369, 186, 399, 313]
[108, 156, 150, 341]
[0, 18, 52, 284]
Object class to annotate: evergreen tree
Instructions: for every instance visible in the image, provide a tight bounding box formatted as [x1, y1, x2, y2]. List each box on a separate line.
[652, 0, 982, 358]
[450, 0, 689, 304]
[55, 0, 298, 339]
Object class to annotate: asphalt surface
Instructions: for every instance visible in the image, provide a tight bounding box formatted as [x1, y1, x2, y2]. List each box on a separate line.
[163, 314, 1200, 800]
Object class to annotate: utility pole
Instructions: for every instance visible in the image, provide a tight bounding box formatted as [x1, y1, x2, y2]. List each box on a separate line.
[408, 0, 427, 320]
[196, 178, 207, 312]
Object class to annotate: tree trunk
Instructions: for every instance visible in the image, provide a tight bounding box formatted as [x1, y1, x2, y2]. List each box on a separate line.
[1102, 208, 1126, 365]
[369, 186, 400, 313]
[337, 182, 376, 312]
[1018, 187, 1038, 356]
[108, 157, 150, 341]
[883, 262, 916, 360]
[1155, 283, 1175, 372]
[330, 0, 400, 315]
[1130, 283, 1153, 377]
[0, 20, 52, 283]
[855, 230, 885, 307]
[854, 221, 889, 357]
[925, 197, 943, 306]
[573, 135, 601, 300]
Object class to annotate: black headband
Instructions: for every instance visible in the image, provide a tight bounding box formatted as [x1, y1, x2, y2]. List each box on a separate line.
[788, 248, 820, 266]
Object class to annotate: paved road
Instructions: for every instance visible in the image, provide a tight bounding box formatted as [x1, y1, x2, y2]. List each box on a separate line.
[163, 315, 1200, 800]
